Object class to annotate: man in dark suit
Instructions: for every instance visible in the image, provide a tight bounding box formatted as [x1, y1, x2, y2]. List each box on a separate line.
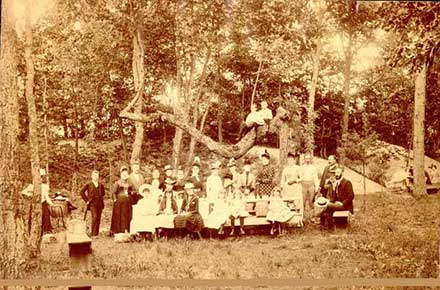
[80, 170, 106, 236]
[319, 166, 354, 230]
[318, 155, 338, 197]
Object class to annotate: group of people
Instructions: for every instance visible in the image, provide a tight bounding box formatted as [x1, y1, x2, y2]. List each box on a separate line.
[78, 150, 354, 239]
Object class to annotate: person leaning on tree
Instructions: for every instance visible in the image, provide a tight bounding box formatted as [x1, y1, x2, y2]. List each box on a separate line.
[79, 169, 106, 237]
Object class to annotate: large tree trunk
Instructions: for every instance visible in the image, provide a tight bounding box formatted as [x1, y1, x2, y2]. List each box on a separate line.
[0, 0, 32, 277]
[306, 38, 322, 155]
[412, 64, 427, 197]
[340, 32, 353, 165]
[24, 0, 42, 257]
[130, 13, 145, 165]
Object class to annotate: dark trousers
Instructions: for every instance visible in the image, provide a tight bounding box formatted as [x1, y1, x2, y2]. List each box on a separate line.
[90, 205, 103, 236]
[320, 202, 345, 228]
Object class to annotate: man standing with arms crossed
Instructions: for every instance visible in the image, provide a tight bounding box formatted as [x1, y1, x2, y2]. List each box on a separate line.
[80, 170, 106, 237]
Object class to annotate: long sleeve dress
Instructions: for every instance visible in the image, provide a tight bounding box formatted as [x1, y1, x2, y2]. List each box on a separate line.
[130, 196, 160, 234]
[110, 180, 135, 234]
[281, 165, 302, 200]
[205, 197, 230, 229]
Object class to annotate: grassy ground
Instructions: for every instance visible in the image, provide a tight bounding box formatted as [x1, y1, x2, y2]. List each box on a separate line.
[30, 191, 439, 280]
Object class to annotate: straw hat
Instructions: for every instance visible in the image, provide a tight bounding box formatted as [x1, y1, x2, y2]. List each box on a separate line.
[313, 196, 329, 216]
[211, 162, 220, 170]
[164, 165, 172, 171]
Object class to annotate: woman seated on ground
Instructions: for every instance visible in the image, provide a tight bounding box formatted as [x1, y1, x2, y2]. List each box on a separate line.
[130, 184, 160, 239]
[174, 182, 204, 239]
[228, 182, 250, 236]
[266, 186, 295, 236]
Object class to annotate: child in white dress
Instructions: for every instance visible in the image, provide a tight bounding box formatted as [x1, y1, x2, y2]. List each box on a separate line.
[205, 189, 229, 234]
[130, 184, 160, 238]
[227, 180, 250, 236]
[266, 186, 295, 235]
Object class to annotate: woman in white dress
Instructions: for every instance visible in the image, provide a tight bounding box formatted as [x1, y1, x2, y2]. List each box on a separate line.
[130, 184, 160, 239]
[205, 180, 231, 234]
[266, 186, 295, 235]
[206, 162, 224, 202]
[280, 152, 302, 199]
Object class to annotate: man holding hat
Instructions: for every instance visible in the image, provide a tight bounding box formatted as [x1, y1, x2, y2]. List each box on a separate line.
[256, 150, 276, 198]
[79, 169, 106, 236]
[237, 158, 256, 196]
[318, 166, 354, 230]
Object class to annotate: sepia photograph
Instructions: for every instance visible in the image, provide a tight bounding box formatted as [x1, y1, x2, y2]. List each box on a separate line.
[0, 0, 439, 285]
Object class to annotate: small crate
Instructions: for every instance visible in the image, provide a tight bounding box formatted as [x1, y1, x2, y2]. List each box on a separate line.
[255, 200, 269, 217]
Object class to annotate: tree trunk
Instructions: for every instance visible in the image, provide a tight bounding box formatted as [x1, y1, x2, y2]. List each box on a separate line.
[218, 108, 223, 143]
[279, 122, 289, 182]
[0, 0, 32, 277]
[412, 64, 427, 197]
[130, 13, 145, 165]
[118, 117, 129, 164]
[306, 38, 322, 155]
[24, 0, 42, 257]
[250, 60, 262, 107]
[42, 76, 49, 185]
[74, 93, 79, 170]
[340, 32, 353, 165]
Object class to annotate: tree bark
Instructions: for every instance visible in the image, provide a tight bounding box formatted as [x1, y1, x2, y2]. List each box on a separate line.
[24, 0, 42, 257]
[412, 64, 427, 197]
[130, 12, 145, 165]
[250, 60, 262, 107]
[340, 31, 353, 165]
[0, 0, 32, 277]
[306, 38, 322, 155]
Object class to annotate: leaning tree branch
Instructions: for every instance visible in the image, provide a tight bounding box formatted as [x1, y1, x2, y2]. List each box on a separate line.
[120, 109, 257, 159]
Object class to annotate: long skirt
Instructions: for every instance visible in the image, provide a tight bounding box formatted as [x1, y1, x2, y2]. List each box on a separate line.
[205, 210, 229, 229]
[42, 201, 53, 233]
[111, 195, 132, 234]
[130, 214, 158, 234]
[174, 213, 204, 232]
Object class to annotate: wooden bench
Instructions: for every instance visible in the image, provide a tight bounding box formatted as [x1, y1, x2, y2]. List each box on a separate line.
[332, 210, 350, 228]
[66, 220, 92, 271]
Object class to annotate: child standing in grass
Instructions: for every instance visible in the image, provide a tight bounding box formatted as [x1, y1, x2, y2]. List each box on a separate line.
[205, 179, 231, 235]
[266, 186, 295, 236]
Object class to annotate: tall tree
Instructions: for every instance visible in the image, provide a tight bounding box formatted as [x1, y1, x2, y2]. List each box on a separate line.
[24, 0, 43, 256]
[376, 2, 440, 197]
[0, 0, 32, 278]
[130, 0, 147, 165]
